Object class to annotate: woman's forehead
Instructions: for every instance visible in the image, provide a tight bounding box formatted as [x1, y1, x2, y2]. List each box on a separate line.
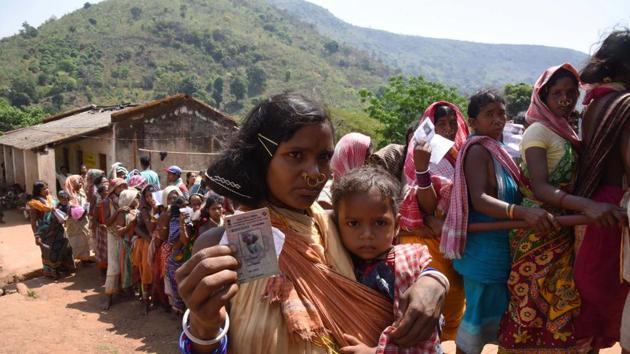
[279, 123, 334, 150]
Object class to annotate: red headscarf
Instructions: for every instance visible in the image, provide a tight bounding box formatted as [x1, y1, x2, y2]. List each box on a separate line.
[422, 101, 469, 151]
[526, 63, 581, 148]
[330, 132, 371, 178]
[403, 101, 469, 187]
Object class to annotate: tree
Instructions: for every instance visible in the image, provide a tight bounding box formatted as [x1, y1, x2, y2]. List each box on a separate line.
[211, 77, 224, 107]
[83, 2, 91, 9]
[177, 74, 201, 95]
[19, 22, 38, 38]
[130, 7, 142, 20]
[246, 65, 267, 96]
[230, 77, 246, 101]
[504, 83, 533, 118]
[0, 99, 45, 132]
[359, 75, 467, 144]
[324, 40, 339, 54]
[5, 76, 38, 107]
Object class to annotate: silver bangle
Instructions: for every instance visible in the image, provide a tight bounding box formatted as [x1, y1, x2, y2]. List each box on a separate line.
[420, 270, 450, 293]
[415, 167, 430, 175]
[417, 183, 433, 190]
[182, 308, 230, 346]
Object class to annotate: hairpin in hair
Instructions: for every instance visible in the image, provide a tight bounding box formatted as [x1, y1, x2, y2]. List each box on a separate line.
[257, 133, 278, 157]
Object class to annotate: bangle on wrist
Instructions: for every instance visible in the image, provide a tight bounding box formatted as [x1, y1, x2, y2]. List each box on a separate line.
[179, 331, 228, 354]
[415, 169, 432, 188]
[415, 167, 430, 175]
[417, 183, 433, 190]
[182, 308, 230, 346]
[508, 204, 516, 219]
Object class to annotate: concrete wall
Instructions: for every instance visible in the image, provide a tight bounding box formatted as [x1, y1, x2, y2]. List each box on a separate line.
[115, 102, 237, 187]
[12, 148, 25, 188]
[23, 149, 39, 193]
[4, 145, 14, 185]
[54, 131, 114, 176]
[37, 148, 57, 196]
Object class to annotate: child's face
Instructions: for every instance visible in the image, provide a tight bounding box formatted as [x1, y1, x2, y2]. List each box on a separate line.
[337, 189, 398, 261]
[58, 197, 69, 206]
[190, 196, 203, 211]
[470, 101, 507, 140]
[208, 202, 224, 222]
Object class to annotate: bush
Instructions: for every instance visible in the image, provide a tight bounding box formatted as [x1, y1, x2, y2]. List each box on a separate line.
[130, 7, 142, 20]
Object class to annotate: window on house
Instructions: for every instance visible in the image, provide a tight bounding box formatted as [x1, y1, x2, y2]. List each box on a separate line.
[99, 153, 107, 171]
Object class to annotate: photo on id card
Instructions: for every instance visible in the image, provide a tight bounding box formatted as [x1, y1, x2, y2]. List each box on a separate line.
[225, 208, 279, 283]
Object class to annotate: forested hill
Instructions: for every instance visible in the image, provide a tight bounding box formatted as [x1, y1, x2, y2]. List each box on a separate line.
[0, 0, 394, 116]
[268, 0, 589, 93]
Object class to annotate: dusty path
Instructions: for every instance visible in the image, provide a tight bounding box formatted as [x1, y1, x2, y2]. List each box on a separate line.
[0, 265, 180, 354]
[0, 210, 42, 285]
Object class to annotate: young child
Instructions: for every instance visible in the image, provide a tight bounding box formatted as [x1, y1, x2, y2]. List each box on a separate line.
[331, 165, 446, 354]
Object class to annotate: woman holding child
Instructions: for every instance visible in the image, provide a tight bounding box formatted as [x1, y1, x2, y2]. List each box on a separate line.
[175, 93, 448, 354]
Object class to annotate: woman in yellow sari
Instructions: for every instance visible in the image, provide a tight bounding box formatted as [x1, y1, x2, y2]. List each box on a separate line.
[174, 93, 448, 354]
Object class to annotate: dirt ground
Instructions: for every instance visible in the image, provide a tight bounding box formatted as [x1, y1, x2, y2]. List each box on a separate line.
[0, 210, 622, 353]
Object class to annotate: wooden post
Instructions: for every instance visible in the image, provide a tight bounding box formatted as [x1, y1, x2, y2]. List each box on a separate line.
[132, 130, 138, 170]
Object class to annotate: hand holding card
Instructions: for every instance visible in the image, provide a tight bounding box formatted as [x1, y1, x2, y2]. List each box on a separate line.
[413, 118, 455, 164]
[223, 208, 280, 284]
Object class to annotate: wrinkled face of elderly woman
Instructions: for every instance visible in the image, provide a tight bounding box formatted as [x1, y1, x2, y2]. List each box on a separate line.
[265, 122, 334, 211]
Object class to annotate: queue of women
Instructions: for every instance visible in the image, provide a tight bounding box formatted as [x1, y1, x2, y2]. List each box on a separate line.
[25, 30, 630, 353]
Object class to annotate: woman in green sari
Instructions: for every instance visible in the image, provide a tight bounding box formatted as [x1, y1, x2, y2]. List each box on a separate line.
[498, 64, 620, 353]
[27, 181, 75, 279]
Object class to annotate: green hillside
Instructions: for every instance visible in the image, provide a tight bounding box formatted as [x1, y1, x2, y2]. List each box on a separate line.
[269, 0, 589, 93]
[0, 0, 394, 117]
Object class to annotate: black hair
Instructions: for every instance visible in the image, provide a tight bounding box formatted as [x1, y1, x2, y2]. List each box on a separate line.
[97, 185, 108, 195]
[30, 181, 48, 200]
[467, 90, 506, 119]
[331, 165, 401, 219]
[433, 104, 455, 124]
[539, 68, 579, 103]
[189, 193, 203, 203]
[206, 93, 333, 206]
[142, 184, 156, 197]
[581, 29, 630, 84]
[140, 155, 151, 168]
[57, 190, 70, 199]
[205, 192, 224, 207]
[171, 196, 187, 209]
[94, 175, 107, 187]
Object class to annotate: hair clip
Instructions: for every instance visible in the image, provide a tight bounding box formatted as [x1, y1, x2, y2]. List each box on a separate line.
[257, 133, 278, 157]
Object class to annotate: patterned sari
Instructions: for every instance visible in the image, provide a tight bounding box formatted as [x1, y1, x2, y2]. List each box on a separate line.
[28, 197, 75, 277]
[498, 141, 585, 353]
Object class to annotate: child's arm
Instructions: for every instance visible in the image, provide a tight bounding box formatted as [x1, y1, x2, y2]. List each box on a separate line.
[340, 334, 376, 354]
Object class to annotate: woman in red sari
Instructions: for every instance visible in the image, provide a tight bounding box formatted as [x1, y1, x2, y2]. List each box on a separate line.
[573, 29, 630, 351]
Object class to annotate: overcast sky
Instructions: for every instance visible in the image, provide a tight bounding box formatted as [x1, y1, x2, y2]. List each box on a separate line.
[1, 0, 629, 54]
